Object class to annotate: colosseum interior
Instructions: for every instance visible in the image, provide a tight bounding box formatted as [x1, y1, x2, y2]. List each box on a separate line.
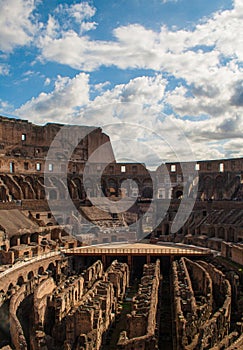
[0, 115, 242, 350]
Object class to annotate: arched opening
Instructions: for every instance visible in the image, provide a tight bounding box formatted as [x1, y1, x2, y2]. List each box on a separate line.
[16, 276, 25, 287]
[227, 228, 235, 242]
[142, 186, 153, 199]
[38, 266, 44, 275]
[10, 236, 19, 247]
[20, 234, 29, 245]
[163, 223, 170, 236]
[46, 262, 56, 279]
[218, 227, 225, 240]
[30, 233, 39, 243]
[27, 271, 34, 280]
[7, 283, 14, 295]
[22, 182, 35, 200]
[46, 222, 53, 226]
[215, 175, 224, 200]
[208, 227, 215, 238]
[175, 190, 183, 199]
[0, 186, 7, 201]
[203, 176, 213, 200]
[107, 178, 118, 197]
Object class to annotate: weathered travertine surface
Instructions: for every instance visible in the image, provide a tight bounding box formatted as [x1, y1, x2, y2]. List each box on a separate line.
[117, 260, 160, 350]
[172, 257, 237, 350]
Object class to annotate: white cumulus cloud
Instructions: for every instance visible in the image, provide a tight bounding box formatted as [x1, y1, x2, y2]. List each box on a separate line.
[0, 0, 38, 52]
[15, 73, 90, 124]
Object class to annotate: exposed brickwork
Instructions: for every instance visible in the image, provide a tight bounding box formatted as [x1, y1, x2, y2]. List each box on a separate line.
[117, 260, 160, 349]
[0, 115, 243, 350]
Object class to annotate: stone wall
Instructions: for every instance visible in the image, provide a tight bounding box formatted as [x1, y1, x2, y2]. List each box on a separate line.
[0, 116, 115, 175]
[30, 260, 129, 350]
[0, 252, 66, 297]
[9, 276, 49, 350]
[117, 260, 160, 349]
[105, 260, 129, 301]
[64, 279, 114, 350]
[62, 260, 129, 350]
[172, 257, 232, 350]
[48, 275, 84, 323]
[33, 278, 56, 329]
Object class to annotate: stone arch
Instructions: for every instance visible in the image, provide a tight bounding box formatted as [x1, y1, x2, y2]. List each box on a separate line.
[38, 177, 44, 185]
[7, 283, 14, 295]
[18, 179, 35, 200]
[20, 234, 29, 245]
[25, 176, 34, 186]
[107, 178, 118, 196]
[16, 276, 25, 286]
[203, 176, 213, 200]
[129, 177, 141, 197]
[0, 186, 7, 201]
[36, 177, 45, 199]
[47, 262, 55, 276]
[38, 266, 44, 275]
[218, 227, 225, 240]
[215, 175, 224, 200]
[49, 177, 66, 200]
[130, 177, 141, 187]
[142, 186, 153, 198]
[119, 177, 129, 197]
[101, 178, 107, 196]
[208, 226, 215, 238]
[27, 271, 34, 280]
[30, 233, 39, 243]
[4, 175, 22, 200]
[10, 236, 19, 247]
[142, 178, 152, 186]
[227, 227, 235, 242]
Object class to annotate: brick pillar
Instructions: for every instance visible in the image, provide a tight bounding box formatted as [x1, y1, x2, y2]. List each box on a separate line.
[127, 255, 132, 270]
[102, 255, 106, 269]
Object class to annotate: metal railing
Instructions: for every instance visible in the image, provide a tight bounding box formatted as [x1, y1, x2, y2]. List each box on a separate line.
[0, 250, 62, 279]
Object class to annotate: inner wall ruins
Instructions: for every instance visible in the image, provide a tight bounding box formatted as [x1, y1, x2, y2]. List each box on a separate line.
[0, 115, 242, 350]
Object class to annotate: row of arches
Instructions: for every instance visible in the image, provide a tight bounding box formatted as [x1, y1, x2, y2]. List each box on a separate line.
[208, 226, 236, 242]
[0, 174, 45, 201]
[5, 262, 57, 296]
[200, 175, 241, 200]
[0, 173, 242, 202]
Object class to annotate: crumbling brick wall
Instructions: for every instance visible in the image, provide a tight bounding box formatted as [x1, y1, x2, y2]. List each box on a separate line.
[172, 258, 232, 350]
[118, 260, 160, 349]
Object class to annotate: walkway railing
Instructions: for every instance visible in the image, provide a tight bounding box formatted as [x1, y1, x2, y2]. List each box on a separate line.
[0, 250, 62, 279]
[63, 246, 211, 256]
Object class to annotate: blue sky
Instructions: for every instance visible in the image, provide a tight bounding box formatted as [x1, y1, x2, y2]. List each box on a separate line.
[0, 0, 242, 166]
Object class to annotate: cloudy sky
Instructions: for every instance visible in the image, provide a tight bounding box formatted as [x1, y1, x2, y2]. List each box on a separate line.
[0, 0, 242, 167]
